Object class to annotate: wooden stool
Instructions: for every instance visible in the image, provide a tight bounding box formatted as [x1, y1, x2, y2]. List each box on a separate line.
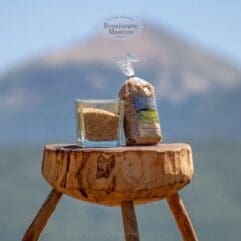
[22, 143, 198, 241]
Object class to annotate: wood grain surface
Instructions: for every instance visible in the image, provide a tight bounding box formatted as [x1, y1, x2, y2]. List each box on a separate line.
[22, 189, 62, 241]
[42, 143, 194, 206]
[167, 193, 198, 241]
[121, 201, 140, 241]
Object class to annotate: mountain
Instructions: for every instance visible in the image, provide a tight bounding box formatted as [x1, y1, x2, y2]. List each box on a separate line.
[0, 23, 241, 144]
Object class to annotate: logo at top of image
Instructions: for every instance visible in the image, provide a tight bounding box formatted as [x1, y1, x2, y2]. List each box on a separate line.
[98, 16, 143, 40]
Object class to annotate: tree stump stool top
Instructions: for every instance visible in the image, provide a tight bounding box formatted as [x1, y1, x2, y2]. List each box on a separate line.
[42, 143, 194, 207]
[23, 143, 198, 241]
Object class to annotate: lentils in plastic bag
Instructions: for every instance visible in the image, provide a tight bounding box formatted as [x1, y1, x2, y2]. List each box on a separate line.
[117, 54, 162, 145]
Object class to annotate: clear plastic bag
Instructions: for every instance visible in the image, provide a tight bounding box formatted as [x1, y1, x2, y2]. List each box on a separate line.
[117, 54, 162, 145]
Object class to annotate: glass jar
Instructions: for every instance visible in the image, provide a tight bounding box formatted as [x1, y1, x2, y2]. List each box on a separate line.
[75, 99, 124, 147]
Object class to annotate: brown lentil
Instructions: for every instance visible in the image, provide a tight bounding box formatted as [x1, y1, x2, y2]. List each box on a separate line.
[83, 108, 119, 141]
[119, 77, 162, 145]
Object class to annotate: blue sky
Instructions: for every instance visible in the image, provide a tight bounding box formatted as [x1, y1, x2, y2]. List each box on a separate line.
[1, 0, 241, 74]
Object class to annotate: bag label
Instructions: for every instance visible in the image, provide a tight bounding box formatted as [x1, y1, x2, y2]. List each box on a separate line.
[134, 97, 161, 137]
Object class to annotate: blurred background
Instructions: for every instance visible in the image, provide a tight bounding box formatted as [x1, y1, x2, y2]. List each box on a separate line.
[1, 1, 241, 240]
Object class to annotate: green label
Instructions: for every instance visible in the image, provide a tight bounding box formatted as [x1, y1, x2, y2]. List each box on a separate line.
[134, 96, 161, 137]
[138, 110, 160, 125]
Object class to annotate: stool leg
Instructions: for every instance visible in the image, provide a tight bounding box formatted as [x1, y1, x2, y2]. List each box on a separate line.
[22, 189, 62, 241]
[166, 193, 198, 241]
[121, 201, 140, 241]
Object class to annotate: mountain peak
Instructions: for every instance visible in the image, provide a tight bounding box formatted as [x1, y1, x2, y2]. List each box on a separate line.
[38, 22, 241, 100]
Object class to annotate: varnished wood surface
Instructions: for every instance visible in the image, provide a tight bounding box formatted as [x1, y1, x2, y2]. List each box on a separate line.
[167, 193, 198, 241]
[121, 201, 140, 241]
[42, 143, 194, 206]
[44, 143, 192, 152]
[22, 189, 62, 241]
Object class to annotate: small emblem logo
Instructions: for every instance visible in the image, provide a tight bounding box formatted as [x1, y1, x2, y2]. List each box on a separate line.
[98, 16, 143, 40]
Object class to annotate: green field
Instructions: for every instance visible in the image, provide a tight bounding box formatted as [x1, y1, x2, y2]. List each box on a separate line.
[0, 141, 241, 241]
